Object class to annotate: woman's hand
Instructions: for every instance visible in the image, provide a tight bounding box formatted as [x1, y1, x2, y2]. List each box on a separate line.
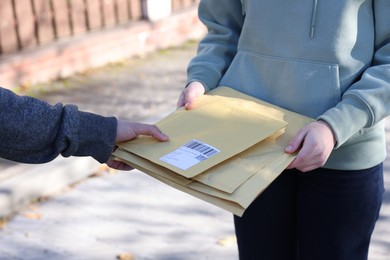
[285, 120, 336, 172]
[177, 81, 206, 109]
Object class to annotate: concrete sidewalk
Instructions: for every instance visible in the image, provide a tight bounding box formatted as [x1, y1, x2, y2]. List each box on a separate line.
[0, 43, 389, 260]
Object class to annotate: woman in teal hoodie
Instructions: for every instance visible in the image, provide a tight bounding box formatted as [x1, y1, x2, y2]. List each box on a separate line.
[178, 0, 390, 259]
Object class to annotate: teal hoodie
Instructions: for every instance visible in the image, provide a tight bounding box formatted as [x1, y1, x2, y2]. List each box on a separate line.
[187, 0, 390, 170]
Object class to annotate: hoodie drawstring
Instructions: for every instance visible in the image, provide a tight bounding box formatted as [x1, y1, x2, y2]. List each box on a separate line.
[310, 0, 319, 38]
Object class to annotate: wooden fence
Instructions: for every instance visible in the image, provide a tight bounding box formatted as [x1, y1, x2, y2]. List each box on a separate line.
[0, 0, 197, 55]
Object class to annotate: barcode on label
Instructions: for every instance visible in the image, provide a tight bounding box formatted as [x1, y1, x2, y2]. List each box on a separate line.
[159, 139, 221, 170]
[184, 140, 219, 158]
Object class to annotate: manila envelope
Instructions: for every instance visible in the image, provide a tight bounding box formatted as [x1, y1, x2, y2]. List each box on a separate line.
[113, 131, 293, 216]
[114, 87, 313, 216]
[118, 92, 288, 178]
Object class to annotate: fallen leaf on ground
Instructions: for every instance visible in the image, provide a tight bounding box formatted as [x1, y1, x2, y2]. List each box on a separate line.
[116, 252, 135, 260]
[217, 236, 237, 247]
[0, 218, 7, 229]
[23, 212, 41, 220]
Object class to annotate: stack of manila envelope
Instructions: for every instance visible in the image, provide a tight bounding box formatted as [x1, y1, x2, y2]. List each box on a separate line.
[113, 87, 313, 217]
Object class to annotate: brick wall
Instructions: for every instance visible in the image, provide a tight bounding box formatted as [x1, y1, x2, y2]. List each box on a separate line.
[0, 6, 205, 89]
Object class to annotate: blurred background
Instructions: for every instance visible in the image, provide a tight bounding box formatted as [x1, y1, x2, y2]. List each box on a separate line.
[0, 0, 203, 90]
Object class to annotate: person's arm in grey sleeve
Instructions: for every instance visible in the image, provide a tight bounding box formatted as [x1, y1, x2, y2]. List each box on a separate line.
[186, 0, 244, 92]
[0, 87, 117, 163]
[317, 0, 390, 147]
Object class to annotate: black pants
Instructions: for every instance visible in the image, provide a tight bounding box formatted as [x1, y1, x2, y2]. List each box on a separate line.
[234, 164, 384, 260]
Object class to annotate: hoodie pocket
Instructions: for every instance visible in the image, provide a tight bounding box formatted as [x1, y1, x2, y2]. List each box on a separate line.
[219, 50, 341, 118]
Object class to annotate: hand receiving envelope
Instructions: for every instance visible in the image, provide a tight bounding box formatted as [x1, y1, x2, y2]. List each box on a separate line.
[113, 87, 313, 216]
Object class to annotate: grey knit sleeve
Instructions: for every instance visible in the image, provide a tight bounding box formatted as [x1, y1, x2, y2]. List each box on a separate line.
[0, 87, 117, 164]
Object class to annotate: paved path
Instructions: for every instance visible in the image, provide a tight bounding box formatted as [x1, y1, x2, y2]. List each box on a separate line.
[0, 43, 389, 260]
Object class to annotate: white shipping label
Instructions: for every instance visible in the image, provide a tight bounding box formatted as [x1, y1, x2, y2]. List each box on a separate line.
[160, 140, 220, 170]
